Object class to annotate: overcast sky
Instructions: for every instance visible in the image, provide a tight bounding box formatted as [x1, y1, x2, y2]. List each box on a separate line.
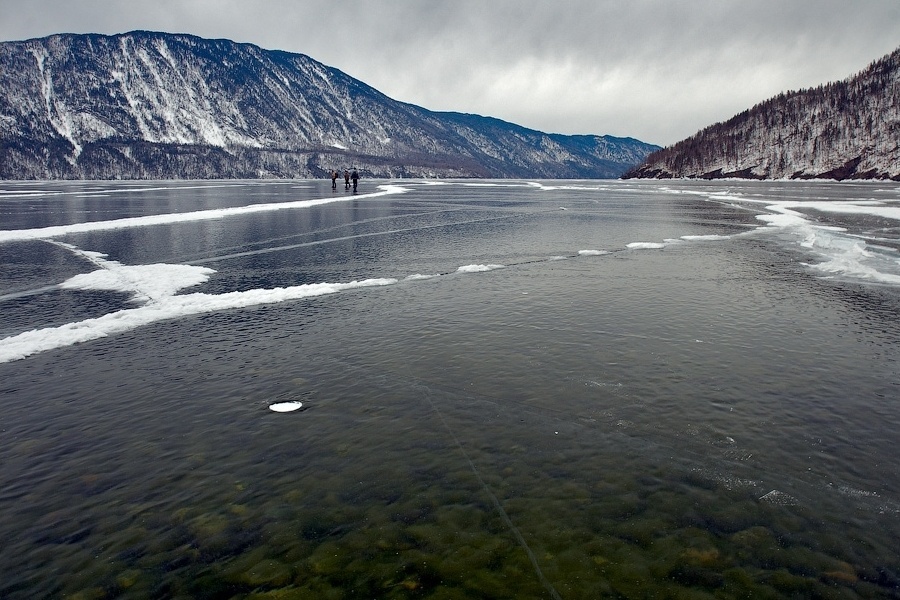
[2, 0, 899, 146]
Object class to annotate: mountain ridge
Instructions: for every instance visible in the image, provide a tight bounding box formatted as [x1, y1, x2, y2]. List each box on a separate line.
[0, 31, 659, 180]
[624, 46, 900, 181]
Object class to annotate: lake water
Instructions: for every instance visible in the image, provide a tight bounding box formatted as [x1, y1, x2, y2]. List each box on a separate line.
[1, 179, 899, 599]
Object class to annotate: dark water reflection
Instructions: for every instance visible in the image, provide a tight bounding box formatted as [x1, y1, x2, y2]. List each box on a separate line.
[1, 180, 899, 598]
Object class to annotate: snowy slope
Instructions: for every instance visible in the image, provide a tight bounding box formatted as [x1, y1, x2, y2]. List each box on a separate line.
[625, 47, 900, 181]
[0, 31, 658, 179]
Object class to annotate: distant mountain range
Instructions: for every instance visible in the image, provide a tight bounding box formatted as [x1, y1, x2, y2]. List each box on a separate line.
[0, 31, 659, 180]
[625, 46, 900, 180]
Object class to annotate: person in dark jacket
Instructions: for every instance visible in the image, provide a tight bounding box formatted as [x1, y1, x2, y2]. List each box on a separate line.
[351, 169, 359, 192]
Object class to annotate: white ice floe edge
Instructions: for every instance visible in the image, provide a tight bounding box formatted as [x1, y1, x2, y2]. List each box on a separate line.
[457, 264, 505, 273]
[664, 187, 900, 285]
[0, 184, 410, 244]
[0, 255, 516, 363]
[0, 277, 398, 364]
[0, 182, 246, 200]
[8, 181, 899, 362]
[5, 241, 655, 363]
[753, 203, 900, 284]
[404, 273, 440, 281]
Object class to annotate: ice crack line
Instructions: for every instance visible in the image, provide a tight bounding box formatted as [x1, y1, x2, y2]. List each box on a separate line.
[422, 389, 563, 600]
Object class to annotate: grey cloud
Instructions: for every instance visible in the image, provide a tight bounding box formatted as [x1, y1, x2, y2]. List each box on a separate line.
[2, 0, 899, 145]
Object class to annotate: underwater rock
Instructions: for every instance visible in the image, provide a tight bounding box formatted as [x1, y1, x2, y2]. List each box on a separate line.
[821, 563, 858, 584]
[241, 560, 292, 587]
[114, 569, 143, 589]
[61, 589, 106, 600]
[668, 563, 726, 589]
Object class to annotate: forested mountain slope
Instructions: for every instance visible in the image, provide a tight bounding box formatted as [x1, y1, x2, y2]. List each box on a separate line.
[625, 47, 900, 180]
[0, 31, 658, 179]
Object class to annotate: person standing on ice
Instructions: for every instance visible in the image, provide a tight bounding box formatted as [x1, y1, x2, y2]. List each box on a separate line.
[331, 169, 338, 189]
[351, 169, 359, 192]
[344, 169, 350, 189]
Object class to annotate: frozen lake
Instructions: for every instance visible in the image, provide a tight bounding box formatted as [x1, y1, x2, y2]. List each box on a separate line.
[2, 179, 900, 598]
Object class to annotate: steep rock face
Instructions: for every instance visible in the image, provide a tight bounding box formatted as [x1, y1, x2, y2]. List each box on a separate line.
[624, 47, 900, 180]
[0, 31, 658, 179]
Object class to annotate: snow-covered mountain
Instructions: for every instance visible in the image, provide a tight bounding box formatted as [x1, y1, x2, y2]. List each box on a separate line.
[625, 46, 900, 180]
[0, 31, 658, 180]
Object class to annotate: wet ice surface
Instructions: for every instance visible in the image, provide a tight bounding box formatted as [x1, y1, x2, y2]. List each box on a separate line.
[1, 179, 900, 598]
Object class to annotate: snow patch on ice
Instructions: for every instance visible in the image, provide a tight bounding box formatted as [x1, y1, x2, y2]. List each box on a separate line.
[457, 264, 505, 273]
[578, 250, 609, 256]
[627, 242, 666, 249]
[61, 263, 215, 302]
[756, 212, 811, 228]
[49, 241, 214, 302]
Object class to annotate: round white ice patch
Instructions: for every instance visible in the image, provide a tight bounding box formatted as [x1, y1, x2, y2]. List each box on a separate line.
[269, 401, 303, 412]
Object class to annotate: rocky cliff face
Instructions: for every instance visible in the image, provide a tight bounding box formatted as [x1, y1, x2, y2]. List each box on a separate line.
[0, 31, 658, 180]
[625, 47, 900, 181]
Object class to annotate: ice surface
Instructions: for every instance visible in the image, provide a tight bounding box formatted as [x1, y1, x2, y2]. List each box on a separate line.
[0, 185, 409, 243]
[0, 277, 398, 363]
[683, 187, 900, 285]
[804, 237, 900, 284]
[0, 251, 524, 363]
[4, 180, 900, 363]
[751, 201, 900, 284]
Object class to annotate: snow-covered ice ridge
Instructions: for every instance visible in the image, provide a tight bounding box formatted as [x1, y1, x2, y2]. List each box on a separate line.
[662, 185, 900, 285]
[0, 185, 410, 243]
[3, 181, 900, 363]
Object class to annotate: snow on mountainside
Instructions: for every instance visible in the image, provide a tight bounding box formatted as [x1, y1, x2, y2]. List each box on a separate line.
[624, 46, 900, 181]
[0, 31, 659, 180]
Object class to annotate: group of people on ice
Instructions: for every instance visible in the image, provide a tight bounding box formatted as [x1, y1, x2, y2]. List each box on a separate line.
[331, 169, 359, 192]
